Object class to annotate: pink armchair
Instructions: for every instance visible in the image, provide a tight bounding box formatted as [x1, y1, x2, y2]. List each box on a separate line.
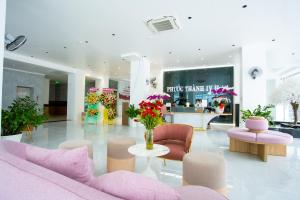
[153, 124, 194, 161]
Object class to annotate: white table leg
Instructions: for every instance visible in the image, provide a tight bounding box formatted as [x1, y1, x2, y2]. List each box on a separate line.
[141, 157, 158, 179]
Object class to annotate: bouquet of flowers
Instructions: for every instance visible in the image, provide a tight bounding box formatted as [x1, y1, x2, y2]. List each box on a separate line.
[137, 94, 170, 149]
[85, 92, 100, 105]
[211, 87, 237, 113]
[107, 108, 117, 120]
[99, 92, 117, 109]
[99, 90, 117, 121]
[87, 109, 99, 117]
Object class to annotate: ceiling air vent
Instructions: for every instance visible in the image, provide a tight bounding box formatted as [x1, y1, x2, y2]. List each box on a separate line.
[146, 16, 180, 33]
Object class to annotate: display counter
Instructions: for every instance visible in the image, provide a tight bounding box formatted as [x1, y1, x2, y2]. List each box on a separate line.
[164, 106, 232, 130]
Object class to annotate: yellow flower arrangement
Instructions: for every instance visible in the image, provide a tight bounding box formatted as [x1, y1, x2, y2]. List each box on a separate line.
[86, 92, 100, 105]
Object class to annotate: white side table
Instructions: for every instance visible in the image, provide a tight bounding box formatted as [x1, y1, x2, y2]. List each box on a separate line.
[128, 143, 169, 179]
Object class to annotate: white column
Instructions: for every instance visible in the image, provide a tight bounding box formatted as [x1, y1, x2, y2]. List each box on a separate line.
[67, 72, 85, 121]
[241, 44, 268, 110]
[130, 57, 150, 107]
[99, 76, 109, 91]
[0, 0, 6, 132]
[95, 78, 101, 89]
[43, 78, 50, 105]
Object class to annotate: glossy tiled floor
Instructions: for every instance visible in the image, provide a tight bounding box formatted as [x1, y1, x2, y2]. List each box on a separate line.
[23, 121, 300, 200]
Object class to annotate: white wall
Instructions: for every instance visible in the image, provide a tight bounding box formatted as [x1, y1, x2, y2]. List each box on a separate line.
[241, 44, 268, 110]
[0, 0, 6, 131]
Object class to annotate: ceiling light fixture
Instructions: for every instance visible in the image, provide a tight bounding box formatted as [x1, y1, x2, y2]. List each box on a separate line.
[242, 5, 247, 8]
[188, 17, 192, 19]
[232, 44, 236, 47]
[198, 48, 201, 51]
[112, 33, 116, 36]
[272, 39, 276, 42]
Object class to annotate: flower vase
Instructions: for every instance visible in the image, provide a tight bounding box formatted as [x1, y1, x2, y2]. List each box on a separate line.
[215, 106, 224, 114]
[145, 129, 154, 150]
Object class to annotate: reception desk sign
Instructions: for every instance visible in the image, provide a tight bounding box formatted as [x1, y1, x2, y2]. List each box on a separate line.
[166, 84, 230, 93]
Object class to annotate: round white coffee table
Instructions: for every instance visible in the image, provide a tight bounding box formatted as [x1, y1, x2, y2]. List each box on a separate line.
[128, 143, 169, 179]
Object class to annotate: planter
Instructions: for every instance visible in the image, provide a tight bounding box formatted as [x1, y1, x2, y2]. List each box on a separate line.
[1, 133, 22, 142]
[145, 129, 154, 150]
[215, 106, 224, 114]
[129, 119, 137, 127]
[246, 116, 268, 133]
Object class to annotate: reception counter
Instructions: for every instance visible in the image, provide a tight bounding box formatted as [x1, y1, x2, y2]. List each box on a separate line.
[164, 107, 232, 130]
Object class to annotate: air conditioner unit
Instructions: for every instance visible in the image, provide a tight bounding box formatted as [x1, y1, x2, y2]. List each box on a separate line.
[146, 16, 180, 33]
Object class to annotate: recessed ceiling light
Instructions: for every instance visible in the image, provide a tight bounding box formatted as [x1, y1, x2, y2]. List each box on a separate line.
[242, 5, 247, 8]
[188, 17, 192, 19]
[272, 39, 276, 42]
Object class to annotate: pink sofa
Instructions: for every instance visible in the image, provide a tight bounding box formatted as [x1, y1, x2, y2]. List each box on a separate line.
[0, 141, 227, 200]
[154, 124, 193, 161]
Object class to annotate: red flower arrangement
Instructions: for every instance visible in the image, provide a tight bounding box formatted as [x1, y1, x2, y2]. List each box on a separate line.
[138, 94, 169, 130]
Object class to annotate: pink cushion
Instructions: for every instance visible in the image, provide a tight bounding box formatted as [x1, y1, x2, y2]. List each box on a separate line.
[227, 128, 256, 142]
[90, 170, 181, 200]
[176, 186, 227, 200]
[245, 119, 268, 131]
[227, 128, 293, 145]
[256, 130, 293, 144]
[25, 145, 93, 184]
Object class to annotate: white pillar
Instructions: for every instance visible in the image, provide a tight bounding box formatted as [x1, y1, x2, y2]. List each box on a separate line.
[100, 76, 109, 91]
[241, 44, 268, 110]
[43, 78, 50, 105]
[0, 0, 6, 132]
[130, 57, 150, 107]
[95, 79, 101, 89]
[67, 72, 85, 121]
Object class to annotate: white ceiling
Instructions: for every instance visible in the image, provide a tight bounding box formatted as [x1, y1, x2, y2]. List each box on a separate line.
[4, 0, 300, 79]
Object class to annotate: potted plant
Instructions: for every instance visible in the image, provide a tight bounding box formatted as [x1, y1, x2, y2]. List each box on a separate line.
[126, 104, 140, 127]
[1, 96, 47, 141]
[241, 104, 275, 126]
